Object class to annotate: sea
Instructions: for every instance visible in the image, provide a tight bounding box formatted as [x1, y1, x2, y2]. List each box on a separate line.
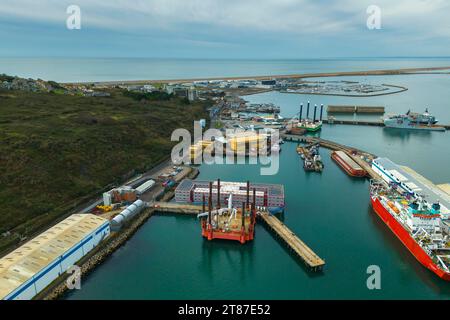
[4, 57, 447, 299]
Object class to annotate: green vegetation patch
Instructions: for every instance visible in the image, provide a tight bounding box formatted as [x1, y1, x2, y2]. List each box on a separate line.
[0, 88, 209, 252]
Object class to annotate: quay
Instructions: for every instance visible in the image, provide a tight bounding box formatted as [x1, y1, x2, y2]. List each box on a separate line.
[258, 212, 325, 271]
[153, 202, 203, 215]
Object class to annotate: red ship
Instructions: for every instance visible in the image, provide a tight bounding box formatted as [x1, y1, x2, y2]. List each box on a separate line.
[198, 180, 256, 244]
[370, 180, 450, 280]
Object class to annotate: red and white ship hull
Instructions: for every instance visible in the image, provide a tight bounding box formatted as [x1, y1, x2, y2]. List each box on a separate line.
[371, 197, 450, 281]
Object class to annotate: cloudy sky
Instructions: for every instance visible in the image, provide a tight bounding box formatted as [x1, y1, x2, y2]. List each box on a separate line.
[0, 0, 449, 58]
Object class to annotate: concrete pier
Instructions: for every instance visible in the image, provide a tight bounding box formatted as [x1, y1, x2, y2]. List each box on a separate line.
[258, 212, 325, 271]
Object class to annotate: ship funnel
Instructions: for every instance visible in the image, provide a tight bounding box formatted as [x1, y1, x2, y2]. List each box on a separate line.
[320, 104, 324, 121]
[299, 103, 303, 121]
[306, 101, 310, 119]
[217, 179, 221, 209]
[313, 104, 317, 123]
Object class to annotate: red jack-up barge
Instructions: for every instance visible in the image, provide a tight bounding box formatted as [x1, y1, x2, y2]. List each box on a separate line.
[198, 180, 256, 244]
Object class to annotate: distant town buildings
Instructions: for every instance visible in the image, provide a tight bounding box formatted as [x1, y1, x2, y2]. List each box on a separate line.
[0, 75, 54, 92]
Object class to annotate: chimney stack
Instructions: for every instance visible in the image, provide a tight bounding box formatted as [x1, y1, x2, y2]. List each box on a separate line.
[306, 101, 310, 119]
[313, 104, 317, 123]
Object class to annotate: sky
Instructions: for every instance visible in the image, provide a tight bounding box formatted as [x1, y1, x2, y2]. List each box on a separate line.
[0, 0, 449, 59]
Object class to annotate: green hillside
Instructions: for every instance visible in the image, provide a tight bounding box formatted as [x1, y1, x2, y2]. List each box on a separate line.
[0, 88, 209, 252]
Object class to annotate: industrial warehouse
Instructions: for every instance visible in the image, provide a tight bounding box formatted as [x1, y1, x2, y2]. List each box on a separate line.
[0, 214, 110, 300]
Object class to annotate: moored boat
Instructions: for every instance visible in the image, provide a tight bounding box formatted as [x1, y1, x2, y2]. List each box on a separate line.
[331, 150, 366, 177]
[369, 158, 450, 280]
[384, 109, 445, 131]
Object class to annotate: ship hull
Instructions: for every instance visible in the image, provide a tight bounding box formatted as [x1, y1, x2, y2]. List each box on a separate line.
[298, 122, 322, 132]
[301, 125, 322, 132]
[384, 125, 446, 132]
[331, 152, 366, 177]
[384, 120, 445, 131]
[371, 197, 450, 281]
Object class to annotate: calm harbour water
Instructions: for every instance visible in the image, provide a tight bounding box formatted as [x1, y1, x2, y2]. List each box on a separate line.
[20, 57, 443, 299]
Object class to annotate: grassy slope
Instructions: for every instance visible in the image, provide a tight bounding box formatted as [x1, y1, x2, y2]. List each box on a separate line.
[0, 89, 208, 251]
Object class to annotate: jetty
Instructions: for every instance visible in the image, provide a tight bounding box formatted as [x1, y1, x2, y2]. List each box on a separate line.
[258, 212, 325, 271]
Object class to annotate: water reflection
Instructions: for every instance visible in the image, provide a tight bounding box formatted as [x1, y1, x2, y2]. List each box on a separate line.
[382, 127, 433, 143]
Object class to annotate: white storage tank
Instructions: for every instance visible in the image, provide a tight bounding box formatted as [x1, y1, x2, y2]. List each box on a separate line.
[110, 200, 145, 230]
[111, 214, 125, 231]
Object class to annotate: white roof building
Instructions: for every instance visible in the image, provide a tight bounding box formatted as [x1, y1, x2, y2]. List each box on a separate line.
[0, 214, 110, 300]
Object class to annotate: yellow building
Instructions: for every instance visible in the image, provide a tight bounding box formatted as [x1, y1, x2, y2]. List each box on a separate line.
[228, 132, 268, 152]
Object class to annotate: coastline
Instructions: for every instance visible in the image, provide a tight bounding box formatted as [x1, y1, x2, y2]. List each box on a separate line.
[63, 66, 450, 86]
